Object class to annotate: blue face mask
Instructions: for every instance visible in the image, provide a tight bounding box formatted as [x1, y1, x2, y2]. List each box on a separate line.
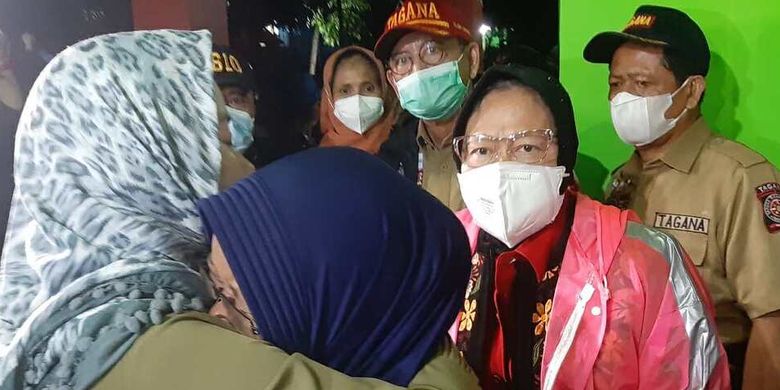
[226, 106, 254, 153]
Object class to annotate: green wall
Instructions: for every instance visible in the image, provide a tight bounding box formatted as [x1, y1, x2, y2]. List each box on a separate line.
[560, 0, 780, 199]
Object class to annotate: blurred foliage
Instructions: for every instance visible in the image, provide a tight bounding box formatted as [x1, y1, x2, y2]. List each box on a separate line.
[309, 0, 371, 47]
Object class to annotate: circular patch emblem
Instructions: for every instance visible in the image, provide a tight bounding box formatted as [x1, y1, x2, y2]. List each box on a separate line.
[764, 193, 780, 224]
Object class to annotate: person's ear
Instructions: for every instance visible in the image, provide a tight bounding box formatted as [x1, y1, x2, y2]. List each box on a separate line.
[467, 42, 482, 80]
[386, 69, 400, 95]
[686, 75, 706, 109]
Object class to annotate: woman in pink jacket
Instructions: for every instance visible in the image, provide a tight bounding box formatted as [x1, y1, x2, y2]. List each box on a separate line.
[448, 65, 730, 389]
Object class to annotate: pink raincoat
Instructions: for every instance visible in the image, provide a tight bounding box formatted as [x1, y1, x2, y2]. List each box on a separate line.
[451, 193, 730, 389]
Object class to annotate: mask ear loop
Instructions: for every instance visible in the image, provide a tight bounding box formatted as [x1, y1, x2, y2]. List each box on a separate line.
[668, 77, 693, 122]
[455, 48, 474, 89]
[324, 81, 336, 109]
[671, 77, 692, 97]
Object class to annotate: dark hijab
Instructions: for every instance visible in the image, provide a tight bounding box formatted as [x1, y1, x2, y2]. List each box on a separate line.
[198, 147, 470, 385]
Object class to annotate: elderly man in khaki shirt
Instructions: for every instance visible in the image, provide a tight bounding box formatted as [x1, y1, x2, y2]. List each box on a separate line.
[373, 0, 484, 211]
[585, 5, 780, 389]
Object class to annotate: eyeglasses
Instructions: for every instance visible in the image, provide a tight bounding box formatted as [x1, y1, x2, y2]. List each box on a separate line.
[388, 40, 463, 76]
[215, 291, 259, 336]
[453, 129, 556, 168]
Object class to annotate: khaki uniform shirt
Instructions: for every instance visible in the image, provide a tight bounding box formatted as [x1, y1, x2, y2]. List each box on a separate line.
[95, 312, 480, 390]
[606, 118, 780, 344]
[418, 121, 465, 211]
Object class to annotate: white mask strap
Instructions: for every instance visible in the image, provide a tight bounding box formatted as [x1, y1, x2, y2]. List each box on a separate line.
[671, 77, 692, 98]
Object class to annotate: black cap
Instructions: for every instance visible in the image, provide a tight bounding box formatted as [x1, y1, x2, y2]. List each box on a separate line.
[212, 45, 256, 92]
[452, 65, 578, 184]
[584, 5, 710, 76]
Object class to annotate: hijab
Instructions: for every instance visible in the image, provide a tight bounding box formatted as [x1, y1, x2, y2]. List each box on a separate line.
[0, 30, 220, 389]
[319, 46, 399, 154]
[198, 147, 470, 385]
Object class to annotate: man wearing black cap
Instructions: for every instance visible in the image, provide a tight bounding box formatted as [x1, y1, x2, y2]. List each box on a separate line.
[213, 46, 270, 167]
[213, 46, 257, 118]
[585, 5, 780, 388]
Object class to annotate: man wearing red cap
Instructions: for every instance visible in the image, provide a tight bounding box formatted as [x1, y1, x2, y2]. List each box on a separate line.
[374, 0, 483, 211]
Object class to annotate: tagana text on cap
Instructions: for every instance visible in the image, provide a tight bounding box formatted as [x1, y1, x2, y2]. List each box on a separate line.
[374, 0, 483, 61]
[583, 5, 710, 76]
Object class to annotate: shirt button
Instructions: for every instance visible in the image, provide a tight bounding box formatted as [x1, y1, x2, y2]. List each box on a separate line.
[591, 306, 602, 316]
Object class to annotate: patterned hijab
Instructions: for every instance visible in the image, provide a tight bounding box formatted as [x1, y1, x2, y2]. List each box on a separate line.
[0, 30, 220, 389]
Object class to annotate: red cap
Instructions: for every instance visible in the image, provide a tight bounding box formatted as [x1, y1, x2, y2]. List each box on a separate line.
[374, 0, 483, 61]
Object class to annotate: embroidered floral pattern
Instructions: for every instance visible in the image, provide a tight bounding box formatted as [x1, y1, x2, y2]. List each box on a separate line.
[465, 253, 483, 298]
[543, 265, 560, 281]
[459, 299, 477, 332]
[532, 256, 563, 387]
[456, 239, 493, 356]
[533, 299, 553, 336]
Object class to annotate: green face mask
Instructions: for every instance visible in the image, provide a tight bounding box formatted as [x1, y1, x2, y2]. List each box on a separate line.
[396, 57, 468, 121]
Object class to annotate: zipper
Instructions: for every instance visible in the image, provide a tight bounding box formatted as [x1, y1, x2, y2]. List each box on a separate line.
[543, 277, 597, 390]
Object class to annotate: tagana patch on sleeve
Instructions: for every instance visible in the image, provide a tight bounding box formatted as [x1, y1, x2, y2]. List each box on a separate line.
[756, 182, 780, 233]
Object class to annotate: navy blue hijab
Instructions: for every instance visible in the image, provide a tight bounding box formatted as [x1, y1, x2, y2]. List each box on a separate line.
[198, 147, 470, 385]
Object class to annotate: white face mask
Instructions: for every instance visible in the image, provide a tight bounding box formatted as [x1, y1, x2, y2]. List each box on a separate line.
[610, 78, 690, 146]
[458, 162, 567, 248]
[333, 94, 385, 135]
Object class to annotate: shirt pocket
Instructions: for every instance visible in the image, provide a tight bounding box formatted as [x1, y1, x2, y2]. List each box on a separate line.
[674, 233, 708, 266]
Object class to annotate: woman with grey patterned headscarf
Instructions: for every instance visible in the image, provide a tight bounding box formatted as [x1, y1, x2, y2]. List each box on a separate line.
[0, 29, 253, 389]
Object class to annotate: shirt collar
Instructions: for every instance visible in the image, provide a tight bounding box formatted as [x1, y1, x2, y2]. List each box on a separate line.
[416, 120, 453, 151]
[659, 117, 713, 173]
[512, 192, 575, 282]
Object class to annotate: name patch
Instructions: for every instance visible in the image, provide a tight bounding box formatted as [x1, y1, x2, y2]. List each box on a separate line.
[654, 213, 710, 235]
[756, 182, 780, 233]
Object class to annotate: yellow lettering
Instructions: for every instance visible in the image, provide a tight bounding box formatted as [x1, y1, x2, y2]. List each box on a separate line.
[429, 2, 440, 19]
[228, 55, 243, 73]
[223, 53, 234, 72]
[212, 53, 223, 72]
[398, 7, 407, 23]
[406, 2, 416, 20]
[417, 3, 428, 18]
[627, 14, 655, 29]
[386, 13, 397, 30]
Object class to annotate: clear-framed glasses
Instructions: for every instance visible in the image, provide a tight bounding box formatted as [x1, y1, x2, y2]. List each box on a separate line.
[453, 129, 556, 169]
[388, 40, 462, 76]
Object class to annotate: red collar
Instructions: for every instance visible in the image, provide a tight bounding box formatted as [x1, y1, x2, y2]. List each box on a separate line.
[512, 192, 574, 282]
